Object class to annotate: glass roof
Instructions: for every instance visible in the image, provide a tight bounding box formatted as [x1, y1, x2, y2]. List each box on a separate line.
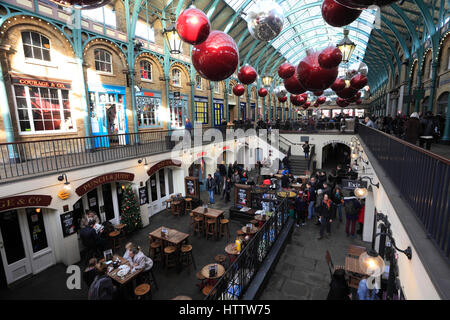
[224, 0, 378, 70]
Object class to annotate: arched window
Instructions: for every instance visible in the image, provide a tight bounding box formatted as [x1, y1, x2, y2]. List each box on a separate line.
[437, 92, 448, 116]
[172, 68, 181, 86]
[214, 81, 220, 94]
[21, 31, 51, 61]
[140, 60, 152, 81]
[94, 49, 112, 73]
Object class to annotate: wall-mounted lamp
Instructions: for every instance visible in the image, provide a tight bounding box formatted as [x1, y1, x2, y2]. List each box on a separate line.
[138, 158, 149, 171]
[57, 173, 71, 191]
[354, 175, 379, 199]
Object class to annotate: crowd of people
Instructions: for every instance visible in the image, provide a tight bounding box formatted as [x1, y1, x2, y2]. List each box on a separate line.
[363, 111, 445, 150]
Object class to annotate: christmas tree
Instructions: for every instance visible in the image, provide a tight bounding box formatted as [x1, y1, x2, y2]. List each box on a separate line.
[120, 185, 143, 234]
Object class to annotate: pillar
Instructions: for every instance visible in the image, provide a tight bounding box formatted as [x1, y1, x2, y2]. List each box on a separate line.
[427, 61, 438, 112]
[441, 93, 450, 144]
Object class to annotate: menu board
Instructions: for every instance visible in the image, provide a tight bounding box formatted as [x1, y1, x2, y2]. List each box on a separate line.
[185, 176, 199, 199]
[60, 211, 76, 238]
[234, 184, 251, 207]
[139, 186, 148, 205]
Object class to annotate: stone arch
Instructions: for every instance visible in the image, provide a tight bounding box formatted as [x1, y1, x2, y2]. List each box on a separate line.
[134, 52, 163, 83]
[170, 62, 190, 83]
[83, 38, 128, 70]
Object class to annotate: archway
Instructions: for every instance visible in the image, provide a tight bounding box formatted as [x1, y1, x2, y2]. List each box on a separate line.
[321, 142, 351, 171]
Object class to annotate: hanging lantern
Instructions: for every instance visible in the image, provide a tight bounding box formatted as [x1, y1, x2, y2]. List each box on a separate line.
[337, 29, 356, 63]
[163, 18, 183, 54]
[278, 62, 295, 79]
[321, 0, 362, 28]
[258, 87, 268, 97]
[261, 74, 273, 88]
[246, 0, 284, 41]
[192, 31, 239, 81]
[233, 84, 245, 96]
[176, 6, 210, 45]
[238, 64, 257, 85]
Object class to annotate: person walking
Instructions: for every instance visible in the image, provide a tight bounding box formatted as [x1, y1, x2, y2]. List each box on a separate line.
[344, 197, 361, 238]
[214, 168, 221, 195]
[222, 177, 232, 202]
[318, 194, 335, 240]
[295, 194, 308, 227]
[302, 141, 310, 159]
[332, 187, 344, 223]
[206, 174, 215, 205]
[404, 112, 421, 145]
[357, 199, 365, 236]
[305, 182, 316, 220]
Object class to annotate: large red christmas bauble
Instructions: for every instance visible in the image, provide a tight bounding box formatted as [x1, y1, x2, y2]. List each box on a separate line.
[278, 96, 287, 103]
[335, 0, 374, 9]
[297, 50, 338, 91]
[290, 95, 305, 106]
[356, 98, 362, 104]
[301, 93, 308, 99]
[350, 73, 368, 90]
[331, 78, 346, 92]
[336, 97, 350, 107]
[278, 62, 295, 79]
[284, 70, 306, 94]
[192, 31, 239, 81]
[355, 91, 361, 98]
[317, 96, 327, 104]
[318, 46, 343, 69]
[313, 90, 323, 96]
[321, 0, 362, 28]
[336, 86, 358, 99]
[233, 84, 245, 96]
[176, 7, 210, 45]
[238, 64, 257, 85]
[304, 101, 311, 108]
[258, 87, 268, 97]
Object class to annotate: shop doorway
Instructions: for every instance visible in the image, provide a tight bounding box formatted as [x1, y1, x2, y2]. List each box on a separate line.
[322, 143, 351, 171]
[147, 168, 176, 215]
[0, 208, 55, 285]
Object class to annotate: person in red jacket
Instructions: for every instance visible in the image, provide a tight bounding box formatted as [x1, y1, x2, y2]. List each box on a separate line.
[357, 200, 365, 236]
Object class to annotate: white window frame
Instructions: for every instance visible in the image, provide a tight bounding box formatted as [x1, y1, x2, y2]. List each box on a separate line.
[172, 68, 181, 87]
[12, 85, 76, 135]
[21, 31, 51, 63]
[94, 49, 113, 75]
[214, 82, 220, 94]
[140, 60, 153, 82]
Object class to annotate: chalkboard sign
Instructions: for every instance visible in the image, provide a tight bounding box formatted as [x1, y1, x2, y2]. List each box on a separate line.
[139, 186, 148, 205]
[234, 184, 251, 206]
[185, 176, 199, 199]
[60, 211, 76, 238]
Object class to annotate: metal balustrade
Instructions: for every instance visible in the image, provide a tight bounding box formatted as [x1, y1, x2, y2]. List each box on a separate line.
[356, 122, 450, 260]
[204, 197, 289, 300]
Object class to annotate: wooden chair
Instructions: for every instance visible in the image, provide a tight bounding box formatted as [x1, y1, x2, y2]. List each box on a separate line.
[196, 271, 206, 290]
[185, 198, 193, 213]
[202, 285, 216, 296]
[148, 236, 162, 264]
[205, 219, 217, 240]
[219, 219, 230, 242]
[194, 215, 204, 237]
[180, 244, 197, 271]
[108, 231, 121, 253]
[134, 283, 151, 300]
[172, 200, 181, 217]
[325, 250, 344, 278]
[215, 254, 227, 265]
[164, 246, 178, 273]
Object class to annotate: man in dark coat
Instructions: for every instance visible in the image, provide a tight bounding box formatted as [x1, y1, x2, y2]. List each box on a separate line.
[318, 194, 335, 240]
[404, 112, 421, 145]
[419, 111, 435, 150]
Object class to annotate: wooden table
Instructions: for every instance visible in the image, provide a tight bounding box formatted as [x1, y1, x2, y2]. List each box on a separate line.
[171, 295, 192, 300]
[345, 256, 368, 275]
[149, 226, 190, 248]
[192, 206, 225, 239]
[107, 256, 143, 286]
[290, 183, 303, 190]
[225, 243, 240, 256]
[241, 225, 259, 235]
[201, 263, 225, 280]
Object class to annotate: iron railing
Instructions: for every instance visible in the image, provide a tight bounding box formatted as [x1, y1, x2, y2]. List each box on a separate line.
[356, 122, 450, 260]
[0, 126, 228, 182]
[204, 197, 290, 300]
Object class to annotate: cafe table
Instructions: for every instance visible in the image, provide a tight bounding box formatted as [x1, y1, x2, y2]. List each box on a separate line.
[192, 206, 225, 239]
[290, 183, 303, 190]
[241, 225, 259, 236]
[254, 214, 268, 227]
[106, 256, 143, 286]
[225, 243, 240, 266]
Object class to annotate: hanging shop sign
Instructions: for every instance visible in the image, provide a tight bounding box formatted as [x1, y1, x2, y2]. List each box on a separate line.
[10, 74, 71, 90]
[342, 179, 368, 190]
[75, 172, 135, 196]
[146, 159, 182, 177]
[0, 195, 52, 212]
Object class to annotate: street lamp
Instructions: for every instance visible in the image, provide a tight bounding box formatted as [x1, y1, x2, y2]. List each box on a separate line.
[354, 175, 379, 199]
[261, 74, 273, 88]
[337, 29, 356, 64]
[163, 18, 182, 54]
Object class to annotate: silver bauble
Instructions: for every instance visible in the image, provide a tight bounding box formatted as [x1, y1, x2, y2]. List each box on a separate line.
[246, 0, 284, 42]
[348, 61, 369, 77]
[274, 85, 287, 98]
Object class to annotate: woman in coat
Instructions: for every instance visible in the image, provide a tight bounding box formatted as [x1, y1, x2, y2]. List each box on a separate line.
[404, 112, 421, 145]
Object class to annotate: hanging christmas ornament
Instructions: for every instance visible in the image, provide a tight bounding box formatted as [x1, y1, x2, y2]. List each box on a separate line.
[238, 64, 257, 85]
[313, 90, 324, 96]
[336, 83, 358, 99]
[278, 62, 295, 79]
[233, 84, 245, 96]
[300, 93, 308, 100]
[274, 85, 288, 98]
[336, 97, 350, 107]
[334, 0, 374, 9]
[348, 60, 369, 76]
[331, 78, 346, 92]
[192, 31, 239, 81]
[246, 0, 284, 41]
[278, 96, 287, 103]
[176, 6, 211, 45]
[318, 45, 343, 69]
[297, 50, 338, 91]
[356, 98, 362, 104]
[350, 73, 368, 90]
[304, 101, 311, 108]
[258, 87, 268, 97]
[48, 0, 110, 9]
[284, 69, 307, 94]
[321, 0, 362, 28]
[317, 96, 327, 104]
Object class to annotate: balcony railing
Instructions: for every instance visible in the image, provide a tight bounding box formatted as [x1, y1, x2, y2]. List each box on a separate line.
[356, 123, 450, 260]
[204, 197, 289, 300]
[0, 126, 229, 182]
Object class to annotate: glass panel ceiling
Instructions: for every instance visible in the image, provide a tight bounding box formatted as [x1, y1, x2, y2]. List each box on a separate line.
[224, 0, 377, 69]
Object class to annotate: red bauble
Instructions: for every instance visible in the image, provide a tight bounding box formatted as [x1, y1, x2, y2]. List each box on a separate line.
[336, 97, 350, 107]
[284, 69, 306, 94]
[314, 101, 320, 107]
[313, 90, 323, 96]
[350, 74, 368, 90]
[334, 0, 374, 9]
[192, 31, 239, 81]
[331, 78, 346, 92]
[317, 96, 326, 104]
[318, 46, 343, 69]
[297, 50, 339, 91]
[233, 84, 245, 96]
[290, 95, 305, 106]
[336, 86, 358, 99]
[346, 95, 358, 103]
[238, 64, 257, 85]
[355, 91, 361, 98]
[176, 7, 210, 45]
[304, 101, 311, 108]
[258, 87, 268, 97]
[278, 96, 287, 103]
[300, 93, 308, 99]
[321, 0, 362, 28]
[278, 62, 295, 79]
[356, 98, 362, 105]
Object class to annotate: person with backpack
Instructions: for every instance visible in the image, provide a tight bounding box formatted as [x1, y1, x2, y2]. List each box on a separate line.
[344, 196, 361, 238]
[88, 262, 116, 300]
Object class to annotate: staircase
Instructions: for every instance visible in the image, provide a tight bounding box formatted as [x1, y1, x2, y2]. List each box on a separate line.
[289, 155, 310, 175]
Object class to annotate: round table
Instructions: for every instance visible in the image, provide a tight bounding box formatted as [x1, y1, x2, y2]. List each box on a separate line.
[241, 226, 259, 235]
[277, 191, 297, 198]
[201, 263, 225, 280]
[225, 243, 240, 256]
[290, 183, 302, 189]
[171, 295, 192, 300]
[254, 214, 268, 222]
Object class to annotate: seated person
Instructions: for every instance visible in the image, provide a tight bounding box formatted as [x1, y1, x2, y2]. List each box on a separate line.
[128, 246, 154, 284]
[80, 210, 100, 229]
[88, 262, 116, 300]
[123, 242, 134, 262]
[83, 258, 98, 288]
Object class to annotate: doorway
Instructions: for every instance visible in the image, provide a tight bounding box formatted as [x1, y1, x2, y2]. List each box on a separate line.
[322, 143, 351, 171]
[0, 208, 55, 285]
[147, 168, 175, 216]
